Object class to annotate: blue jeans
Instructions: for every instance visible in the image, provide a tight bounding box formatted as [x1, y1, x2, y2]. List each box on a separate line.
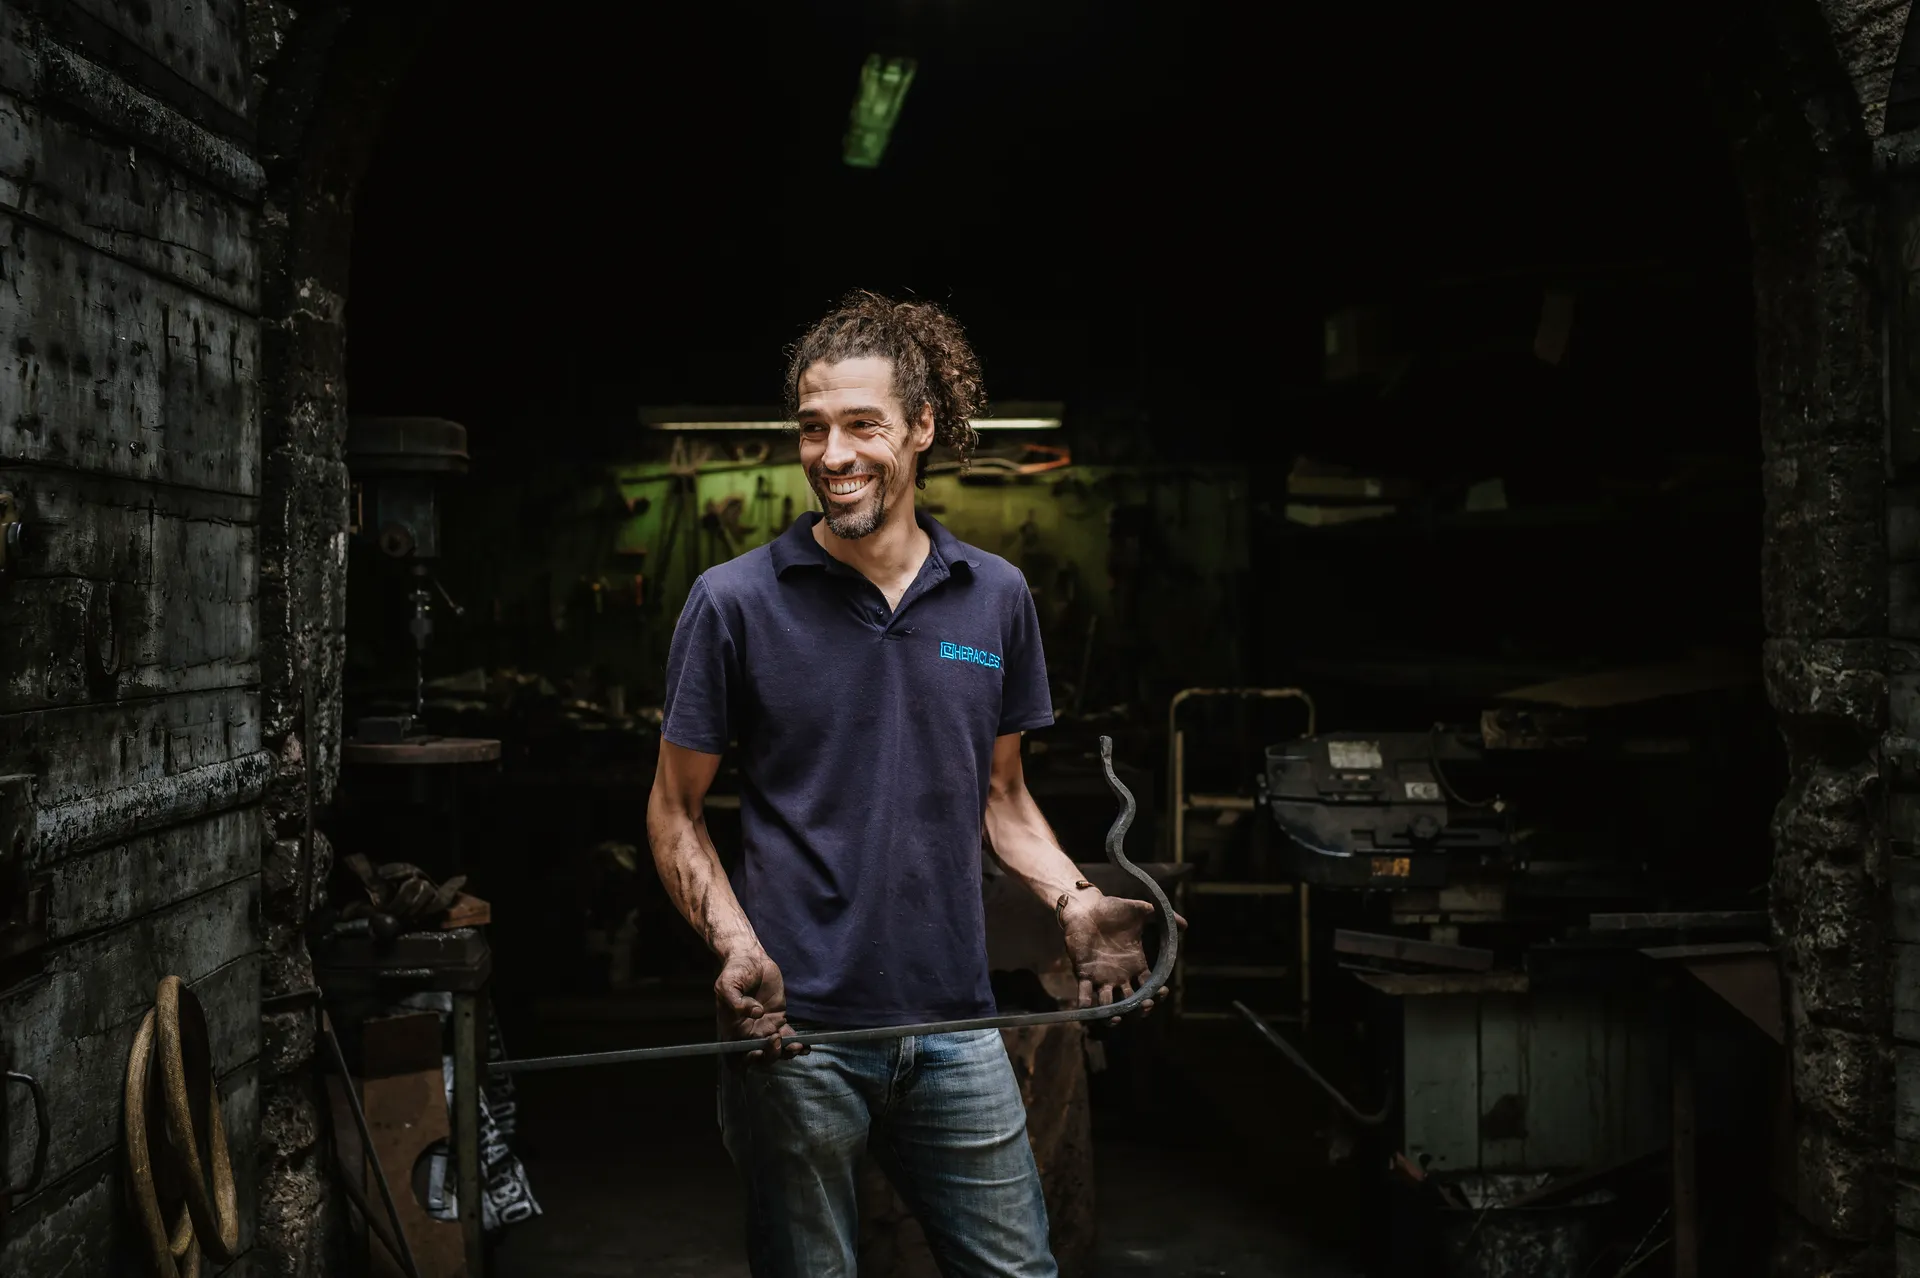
[719, 1027, 1058, 1278]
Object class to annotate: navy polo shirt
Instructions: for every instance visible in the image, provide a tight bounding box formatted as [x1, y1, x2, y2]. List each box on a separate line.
[660, 511, 1054, 1028]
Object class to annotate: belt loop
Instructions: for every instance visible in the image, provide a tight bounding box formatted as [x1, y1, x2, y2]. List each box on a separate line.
[896, 1034, 916, 1086]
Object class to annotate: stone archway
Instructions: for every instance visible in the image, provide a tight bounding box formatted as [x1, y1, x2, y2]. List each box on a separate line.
[238, 2, 1905, 1274]
[1706, 0, 1899, 1273]
[246, 4, 448, 1271]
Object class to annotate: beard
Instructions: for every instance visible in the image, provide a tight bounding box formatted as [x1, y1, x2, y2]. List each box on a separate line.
[810, 460, 893, 539]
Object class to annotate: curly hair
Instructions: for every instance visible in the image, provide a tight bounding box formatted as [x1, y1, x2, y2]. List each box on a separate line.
[784, 291, 984, 486]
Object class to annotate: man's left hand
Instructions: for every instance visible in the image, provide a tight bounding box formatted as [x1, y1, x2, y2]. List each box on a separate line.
[1058, 891, 1186, 1023]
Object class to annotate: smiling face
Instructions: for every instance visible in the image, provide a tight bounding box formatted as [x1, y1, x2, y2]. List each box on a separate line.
[795, 356, 935, 541]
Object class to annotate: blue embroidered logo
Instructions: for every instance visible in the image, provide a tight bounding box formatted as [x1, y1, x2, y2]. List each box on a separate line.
[939, 641, 1002, 671]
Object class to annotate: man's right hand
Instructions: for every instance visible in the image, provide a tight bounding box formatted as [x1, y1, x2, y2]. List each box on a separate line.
[716, 949, 808, 1064]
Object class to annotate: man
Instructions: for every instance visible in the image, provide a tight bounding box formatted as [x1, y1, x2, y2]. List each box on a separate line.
[647, 291, 1169, 1277]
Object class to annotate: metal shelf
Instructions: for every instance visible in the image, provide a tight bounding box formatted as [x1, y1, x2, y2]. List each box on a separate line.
[1169, 687, 1318, 1025]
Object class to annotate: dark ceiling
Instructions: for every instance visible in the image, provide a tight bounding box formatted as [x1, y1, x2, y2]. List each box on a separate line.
[347, 0, 1752, 466]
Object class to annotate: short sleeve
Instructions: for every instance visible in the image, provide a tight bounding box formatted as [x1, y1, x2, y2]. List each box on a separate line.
[660, 576, 739, 755]
[998, 578, 1054, 735]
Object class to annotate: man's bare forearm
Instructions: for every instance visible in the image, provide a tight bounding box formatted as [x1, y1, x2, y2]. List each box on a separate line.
[647, 802, 762, 961]
[984, 780, 1093, 907]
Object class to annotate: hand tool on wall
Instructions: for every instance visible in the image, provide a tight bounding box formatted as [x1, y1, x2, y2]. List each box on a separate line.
[649, 468, 700, 611]
[492, 736, 1177, 1075]
[701, 495, 747, 560]
[744, 474, 776, 534]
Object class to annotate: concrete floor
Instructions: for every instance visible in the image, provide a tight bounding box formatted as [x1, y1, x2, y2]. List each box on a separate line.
[486, 1013, 1357, 1278]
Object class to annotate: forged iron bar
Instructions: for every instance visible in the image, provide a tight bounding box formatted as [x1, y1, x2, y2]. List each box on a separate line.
[1233, 999, 1392, 1127]
[493, 735, 1176, 1075]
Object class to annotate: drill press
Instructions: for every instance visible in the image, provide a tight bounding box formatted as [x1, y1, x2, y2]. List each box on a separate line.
[345, 416, 471, 738]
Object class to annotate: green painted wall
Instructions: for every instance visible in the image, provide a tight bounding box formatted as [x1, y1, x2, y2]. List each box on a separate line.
[418, 459, 1253, 715]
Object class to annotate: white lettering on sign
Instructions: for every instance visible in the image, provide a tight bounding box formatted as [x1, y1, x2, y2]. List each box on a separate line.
[1328, 741, 1383, 770]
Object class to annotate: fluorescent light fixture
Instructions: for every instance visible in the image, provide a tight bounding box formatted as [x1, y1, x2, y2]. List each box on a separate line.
[967, 401, 1064, 431]
[641, 403, 1063, 432]
[644, 420, 793, 432]
[844, 55, 917, 169]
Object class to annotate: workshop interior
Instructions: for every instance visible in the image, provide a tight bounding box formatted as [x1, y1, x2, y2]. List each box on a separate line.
[2, 0, 1885, 1275]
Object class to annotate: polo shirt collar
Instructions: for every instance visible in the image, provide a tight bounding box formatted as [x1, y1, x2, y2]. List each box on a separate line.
[770, 509, 981, 577]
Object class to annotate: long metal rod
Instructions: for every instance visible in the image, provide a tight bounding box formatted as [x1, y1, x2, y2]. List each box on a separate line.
[494, 735, 1177, 1075]
[331, 1142, 412, 1271]
[320, 1007, 423, 1278]
[1233, 999, 1391, 1127]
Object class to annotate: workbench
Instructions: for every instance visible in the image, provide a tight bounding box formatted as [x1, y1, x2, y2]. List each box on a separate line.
[1345, 934, 1787, 1277]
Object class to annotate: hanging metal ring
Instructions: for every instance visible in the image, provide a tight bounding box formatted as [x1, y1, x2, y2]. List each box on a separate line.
[155, 976, 239, 1264]
[124, 1008, 201, 1278]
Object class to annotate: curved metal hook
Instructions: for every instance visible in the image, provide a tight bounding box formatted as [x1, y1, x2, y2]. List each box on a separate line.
[1098, 734, 1180, 1008]
[496, 735, 1182, 1074]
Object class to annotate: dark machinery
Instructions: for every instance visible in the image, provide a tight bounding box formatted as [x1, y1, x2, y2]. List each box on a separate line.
[1259, 694, 1754, 919]
[1262, 731, 1510, 890]
[339, 416, 499, 883]
[346, 416, 470, 731]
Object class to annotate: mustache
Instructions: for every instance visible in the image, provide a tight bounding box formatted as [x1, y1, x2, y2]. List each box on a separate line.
[808, 462, 886, 482]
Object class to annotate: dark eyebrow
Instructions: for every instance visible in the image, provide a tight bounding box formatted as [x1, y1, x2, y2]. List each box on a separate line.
[796, 406, 889, 423]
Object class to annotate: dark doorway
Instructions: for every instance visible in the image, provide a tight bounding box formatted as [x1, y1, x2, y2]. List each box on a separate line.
[338, 2, 1778, 1275]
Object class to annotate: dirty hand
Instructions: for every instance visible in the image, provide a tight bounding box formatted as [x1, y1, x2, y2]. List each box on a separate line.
[1057, 891, 1186, 1024]
[715, 949, 808, 1064]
